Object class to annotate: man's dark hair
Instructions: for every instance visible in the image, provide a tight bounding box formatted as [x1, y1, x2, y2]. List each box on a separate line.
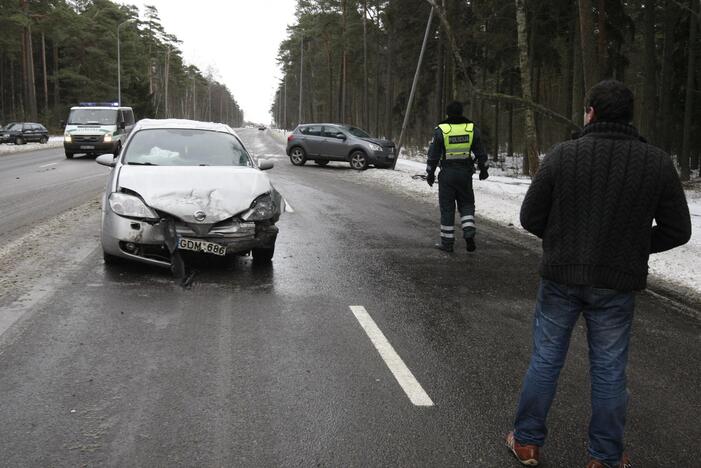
[446, 101, 464, 117]
[585, 80, 634, 124]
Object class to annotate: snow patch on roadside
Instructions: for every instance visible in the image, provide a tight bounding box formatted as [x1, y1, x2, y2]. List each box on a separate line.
[0, 136, 63, 156]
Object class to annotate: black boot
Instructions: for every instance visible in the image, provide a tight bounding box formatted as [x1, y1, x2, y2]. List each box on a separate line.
[465, 237, 476, 252]
[434, 242, 454, 253]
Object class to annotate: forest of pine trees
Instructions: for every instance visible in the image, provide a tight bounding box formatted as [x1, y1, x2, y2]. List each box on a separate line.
[0, 0, 244, 132]
[272, 0, 700, 180]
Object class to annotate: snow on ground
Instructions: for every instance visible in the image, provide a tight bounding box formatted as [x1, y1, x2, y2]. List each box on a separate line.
[0, 136, 63, 156]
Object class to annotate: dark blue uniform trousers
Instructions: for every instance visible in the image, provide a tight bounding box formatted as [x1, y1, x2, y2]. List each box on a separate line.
[438, 164, 476, 247]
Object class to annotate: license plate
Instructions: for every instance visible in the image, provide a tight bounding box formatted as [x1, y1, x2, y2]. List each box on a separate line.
[177, 238, 226, 256]
[81, 145, 95, 149]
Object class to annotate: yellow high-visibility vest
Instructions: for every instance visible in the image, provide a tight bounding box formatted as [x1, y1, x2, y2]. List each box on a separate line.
[439, 123, 474, 159]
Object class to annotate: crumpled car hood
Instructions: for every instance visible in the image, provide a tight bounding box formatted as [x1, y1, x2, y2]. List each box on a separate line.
[117, 166, 272, 223]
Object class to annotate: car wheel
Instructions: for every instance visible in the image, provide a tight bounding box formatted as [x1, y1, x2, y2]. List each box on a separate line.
[39, 136, 48, 144]
[65, 151, 74, 159]
[103, 251, 124, 265]
[15, 137, 24, 145]
[289, 147, 307, 166]
[349, 150, 369, 170]
[315, 160, 329, 166]
[252, 245, 275, 263]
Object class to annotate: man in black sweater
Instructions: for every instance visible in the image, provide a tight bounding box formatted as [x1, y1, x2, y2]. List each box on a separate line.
[505, 80, 691, 468]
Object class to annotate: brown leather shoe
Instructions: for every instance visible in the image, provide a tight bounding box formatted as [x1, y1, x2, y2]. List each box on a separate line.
[505, 431, 540, 466]
[586, 453, 632, 468]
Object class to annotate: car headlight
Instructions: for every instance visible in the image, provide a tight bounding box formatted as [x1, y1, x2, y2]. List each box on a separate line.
[109, 193, 158, 220]
[241, 193, 276, 221]
[64, 134, 72, 143]
[368, 143, 382, 152]
[104, 133, 113, 143]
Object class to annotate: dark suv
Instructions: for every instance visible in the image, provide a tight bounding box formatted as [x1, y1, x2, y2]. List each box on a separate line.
[0, 122, 49, 145]
[286, 124, 396, 170]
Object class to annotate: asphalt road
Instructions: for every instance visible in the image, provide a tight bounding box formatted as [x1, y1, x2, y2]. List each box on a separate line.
[0, 129, 698, 467]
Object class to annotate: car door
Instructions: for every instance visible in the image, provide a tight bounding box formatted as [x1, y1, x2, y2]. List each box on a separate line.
[321, 126, 350, 160]
[23, 124, 36, 141]
[301, 125, 324, 157]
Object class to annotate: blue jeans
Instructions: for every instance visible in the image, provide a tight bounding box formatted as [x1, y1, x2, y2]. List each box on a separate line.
[514, 279, 635, 466]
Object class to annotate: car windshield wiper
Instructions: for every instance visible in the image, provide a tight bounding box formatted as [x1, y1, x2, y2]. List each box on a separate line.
[127, 162, 159, 166]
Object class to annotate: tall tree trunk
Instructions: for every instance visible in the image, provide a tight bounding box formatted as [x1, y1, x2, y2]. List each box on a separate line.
[563, 13, 575, 138]
[52, 41, 59, 113]
[435, 36, 445, 121]
[515, 0, 540, 177]
[508, 71, 514, 159]
[572, 13, 584, 124]
[164, 48, 170, 118]
[41, 33, 48, 116]
[659, 0, 678, 153]
[374, 0, 381, 135]
[10, 59, 17, 119]
[680, 0, 698, 180]
[596, 0, 607, 76]
[493, 68, 500, 162]
[341, 0, 347, 123]
[578, 0, 599, 90]
[384, 32, 393, 138]
[642, 0, 657, 141]
[362, 0, 369, 129]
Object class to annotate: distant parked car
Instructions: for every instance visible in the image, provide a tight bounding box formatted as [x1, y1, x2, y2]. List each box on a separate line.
[286, 123, 396, 170]
[258, 125, 267, 131]
[0, 122, 49, 145]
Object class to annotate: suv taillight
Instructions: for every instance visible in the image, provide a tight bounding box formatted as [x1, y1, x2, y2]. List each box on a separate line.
[287, 134, 294, 142]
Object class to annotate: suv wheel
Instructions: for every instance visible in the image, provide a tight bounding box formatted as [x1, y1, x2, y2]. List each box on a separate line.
[289, 147, 307, 166]
[15, 137, 25, 145]
[350, 150, 369, 170]
[315, 160, 329, 166]
[39, 136, 48, 144]
[65, 151, 74, 159]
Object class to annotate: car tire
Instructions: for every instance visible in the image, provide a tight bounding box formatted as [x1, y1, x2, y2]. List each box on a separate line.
[15, 137, 24, 145]
[349, 150, 369, 170]
[315, 160, 329, 166]
[103, 251, 124, 265]
[252, 245, 275, 263]
[65, 151, 74, 159]
[289, 147, 307, 166]
[39, 136, 48, 144]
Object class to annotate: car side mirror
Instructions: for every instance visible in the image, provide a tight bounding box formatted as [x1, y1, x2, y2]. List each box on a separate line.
[96, 154, 116, 167]
[258, 160, 274, 171]
[336, 133, 346, 140]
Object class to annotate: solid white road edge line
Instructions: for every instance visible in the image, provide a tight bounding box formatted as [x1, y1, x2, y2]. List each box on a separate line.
[39, 162, 58, 168]
[349, 305, 434, 407]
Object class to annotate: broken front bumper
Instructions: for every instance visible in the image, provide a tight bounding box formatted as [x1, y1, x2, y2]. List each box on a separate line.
[101, 209, 278, 267]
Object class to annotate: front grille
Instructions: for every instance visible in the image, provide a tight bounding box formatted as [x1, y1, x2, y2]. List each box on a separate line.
[175, 219, 256, 239]
[72, 134, 102, 143]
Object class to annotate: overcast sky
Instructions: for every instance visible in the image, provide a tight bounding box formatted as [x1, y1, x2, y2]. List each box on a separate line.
[119, 0, 297, 124]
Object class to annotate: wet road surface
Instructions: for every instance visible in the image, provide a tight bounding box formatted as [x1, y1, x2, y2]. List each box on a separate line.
[0, 129, 698, 467]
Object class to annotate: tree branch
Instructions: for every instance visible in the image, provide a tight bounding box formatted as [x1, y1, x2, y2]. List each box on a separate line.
[425, 0, 581, 131]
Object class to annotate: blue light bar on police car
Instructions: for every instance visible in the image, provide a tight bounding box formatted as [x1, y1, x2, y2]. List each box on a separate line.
[78, 102, 120, 107]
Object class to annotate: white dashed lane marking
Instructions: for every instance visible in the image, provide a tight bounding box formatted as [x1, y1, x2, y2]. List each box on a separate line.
[349, 305, 434, 407]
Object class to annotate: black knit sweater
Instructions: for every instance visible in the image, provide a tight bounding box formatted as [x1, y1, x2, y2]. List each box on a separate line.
[520, 122, 692, 291]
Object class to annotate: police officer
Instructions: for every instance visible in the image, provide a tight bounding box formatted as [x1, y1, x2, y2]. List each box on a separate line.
[426, 101, 488, 252]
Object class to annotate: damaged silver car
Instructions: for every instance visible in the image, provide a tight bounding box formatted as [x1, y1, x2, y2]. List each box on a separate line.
[96, 119, 283, 268]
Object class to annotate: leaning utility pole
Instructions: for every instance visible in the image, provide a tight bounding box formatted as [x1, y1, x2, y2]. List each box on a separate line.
[392, 6, 434, 169]
[298, 35, 304, 125]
